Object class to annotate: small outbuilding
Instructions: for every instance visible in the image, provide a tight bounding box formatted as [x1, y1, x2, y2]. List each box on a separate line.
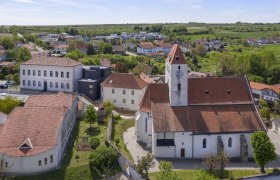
[272, 119, 280, 134]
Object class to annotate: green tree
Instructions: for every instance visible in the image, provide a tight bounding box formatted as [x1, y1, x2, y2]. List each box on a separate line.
[136, 153, 155, 179]
[218, 152, 230, 179]
[0, 96, 22, 114]
[89, 137, 100, 150]
[103, 100, 114, 117]
[83, 105, 97, 128]
[0, 37, 14, 49]
[273, 95, 280, 115]
[66, 50, 85, 61]
[89, 146, 119, 177]
[196, 44, 207, 57]
[158, 161, 182, 180]
[267, 64, 280, 84]
[115, 62, 128, 73]
[251, 131, 277, 173]
[99, 42, 113, 54]
[203, 153, 218, 173]
[133, 64, 151, 75]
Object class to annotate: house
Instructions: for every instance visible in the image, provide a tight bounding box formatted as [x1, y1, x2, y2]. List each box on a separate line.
[137, 42, 158, 55]
[155, 40, 173, 55]
[122, 43, 135, 50]
[272, 119, 280, 134]
[101, 73, 148, 111]
[180, 44, 192, 54]
[188, 71, 209, 78]
[112, 45, 126, 55]
[78, 66, 111, 100]
[0, 50, 7, 61]
[140, 73, 155, 84]
[247, 39, 255, 45]
[250, 81, 280, 102]
[20, 57, 83, 92]
[15, 41, 24, 48]
[0, 92, 78, 175]
[135, 44, 265, 160]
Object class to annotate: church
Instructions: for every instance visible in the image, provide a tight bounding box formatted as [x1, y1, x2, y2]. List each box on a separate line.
[135, 44, 266, 160]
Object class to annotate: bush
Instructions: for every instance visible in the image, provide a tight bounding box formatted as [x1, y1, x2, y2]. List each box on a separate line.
[89, 137, 100, 150]
[114, 114, 121, 121]
[114, 138, 120, 146]
[193, 169, 215, 180]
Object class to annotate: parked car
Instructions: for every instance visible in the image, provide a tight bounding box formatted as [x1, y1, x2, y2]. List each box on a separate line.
[0, 84, 8, 89]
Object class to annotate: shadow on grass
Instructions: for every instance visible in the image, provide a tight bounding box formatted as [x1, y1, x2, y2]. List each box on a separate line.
[85, 126, 101, 136]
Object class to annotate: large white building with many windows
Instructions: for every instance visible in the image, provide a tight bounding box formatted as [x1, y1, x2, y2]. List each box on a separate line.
[101, 73, 148, 111]
[0, 92, 78, 175]
[135, 44, 266, 160]
[20, 57, 83, 92]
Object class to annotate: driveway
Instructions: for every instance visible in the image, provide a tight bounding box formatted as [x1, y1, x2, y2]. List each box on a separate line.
[123, 127, 280, 172]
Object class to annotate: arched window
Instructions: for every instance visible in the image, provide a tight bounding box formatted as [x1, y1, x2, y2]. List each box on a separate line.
[178, 83, 181, 91]
[203, 138, 206, 148]
[228, 137, 232, 148]
[50, 155, 53, 163]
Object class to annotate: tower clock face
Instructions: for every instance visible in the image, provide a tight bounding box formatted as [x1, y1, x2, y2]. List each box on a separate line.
[176, 70, 184, 78]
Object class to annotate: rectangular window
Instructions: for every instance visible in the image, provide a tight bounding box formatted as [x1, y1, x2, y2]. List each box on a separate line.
[61, 72, 64, 78]
[131, 90, 134, 95]
[55, 82, 58, 88]
[66, 83, 69, 89]
[28, 70, 30, 76]
[23, 70, 25, 75]
[276, 124, 279, 132]
[38, 81, 41, 87]
[123, 99, 126, 103]
[33, 81, 36, 87]
[50, 155, 53, 163]
[23, 80, 25, 86]
[112, 89, 115, 94]
[33, 70, 36, 76]
[38, 70, 41, 76]
[44, 71, 47, 77]
[55, 71, 58, 77]
[38, 160, 41, 166]
[50, 71, 53, 77]
[45, 158, 47, 165]
[131, 100, 134, 104]
[89, 85, 93, 89]
[50, 82, 53, 88]
[28, 80, 30, 86]
[123, 90, 126, 94]
[66, 72, 70, 78]
[90, 90, 93, 94]
[145, 118, 147, 132]
[113, 99, 117, 103]
[61, 83, 64, 89]
[5, 162, 7, 168]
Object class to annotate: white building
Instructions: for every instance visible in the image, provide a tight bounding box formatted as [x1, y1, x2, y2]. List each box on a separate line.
[0, 92, 78, 175]
[250, 81, 280, 102]
[20, 57, 83, 92]
[137, 42, 158, 55]
[101, 73, 148, 111]
[135, 44, 266, 160]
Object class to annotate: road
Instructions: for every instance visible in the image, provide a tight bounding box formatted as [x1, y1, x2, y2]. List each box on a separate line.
[125, 51, 138, 56]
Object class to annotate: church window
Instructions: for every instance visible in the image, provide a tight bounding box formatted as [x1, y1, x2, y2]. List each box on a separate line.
[145, 118, 148, 132]
[178, 83, 181, 91]
[203, 138, 206, 148]
[228, 137, 232, 148]
[45, 158, 47, 165]
[38, 160, 41, 166]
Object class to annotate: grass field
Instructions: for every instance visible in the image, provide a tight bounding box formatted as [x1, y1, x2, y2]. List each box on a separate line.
[0, 33, 13, 38]
[150, 169, 274, 180]
[214, 30, 280, 39]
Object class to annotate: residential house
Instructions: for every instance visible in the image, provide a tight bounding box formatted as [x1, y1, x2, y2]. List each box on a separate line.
[112, 45, 126, 55]
[155, 40, 173, 55]
[250, 81, 280, 102]
[0, 92, 78, 175]
[101, 73, 148, 111]
[136, 44, 265, 160]
[137, 42, 158, 55]
[20, 57, 83, 92]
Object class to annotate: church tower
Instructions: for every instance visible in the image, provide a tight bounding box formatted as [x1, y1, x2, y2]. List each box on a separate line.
[165, 44, 189, 106]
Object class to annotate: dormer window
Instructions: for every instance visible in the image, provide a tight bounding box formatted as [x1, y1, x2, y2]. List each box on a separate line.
[18, 138, 33, 150]
[227, 90, 231, 94]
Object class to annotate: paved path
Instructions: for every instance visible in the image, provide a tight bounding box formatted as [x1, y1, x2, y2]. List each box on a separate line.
[123, 127, 280, 173]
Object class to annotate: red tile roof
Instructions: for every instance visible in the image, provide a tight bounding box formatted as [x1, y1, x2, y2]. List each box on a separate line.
[101, 73, 148, 90]
[0, 92, 75, 157]
[21, 57, 82, 67]
[138, 42, 156, 49]
[250, 81, 280, 94]
[166, 44, 186, 64]
[140, 73, 155, 84]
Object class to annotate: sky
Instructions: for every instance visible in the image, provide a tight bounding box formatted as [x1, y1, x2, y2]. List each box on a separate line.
[0, 0, 279, 25]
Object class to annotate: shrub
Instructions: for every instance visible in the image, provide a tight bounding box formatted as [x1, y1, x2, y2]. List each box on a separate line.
[114, 114, 121, 121]
[89, 137, 100, 150]
[114, 138, 120, 146]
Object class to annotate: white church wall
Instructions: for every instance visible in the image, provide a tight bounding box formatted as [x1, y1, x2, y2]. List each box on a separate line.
[174, 132, 193, 158]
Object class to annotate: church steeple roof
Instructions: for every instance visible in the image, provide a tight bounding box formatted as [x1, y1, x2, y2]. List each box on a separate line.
[166, 44, 186, 65]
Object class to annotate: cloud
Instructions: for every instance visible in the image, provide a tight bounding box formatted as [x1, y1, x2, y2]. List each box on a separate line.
[14, 0, 34, 3]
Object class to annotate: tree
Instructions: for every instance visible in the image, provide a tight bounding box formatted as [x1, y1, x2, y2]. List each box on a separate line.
[203, 153, 218, 173]
[273, 95, 280, 115]
[196, 44, 207, 57]
[83, 105, 97, 128]
[87, 43, 96, 55]
[158, 161, 182, 180]
[7, 47, 31, 62]
[66, 50, 86, 61]
[218, 152, 230, 179]
[115, 62, 128, 73]
[0, 37, 14, 49]
[136, 153, 155, 179]
[103, 100, 114, 117]
[0, 96, 22, 114]
[89, 137, 100, 150]
[99, 42, 113, 54]
[89, 146, 119, 177]
[251, 131, 277, 173]
[133, 64, 151, 75]
[259, 99, 271, 125]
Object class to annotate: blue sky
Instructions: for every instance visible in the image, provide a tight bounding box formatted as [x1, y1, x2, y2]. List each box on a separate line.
[0, 0, 279, 25]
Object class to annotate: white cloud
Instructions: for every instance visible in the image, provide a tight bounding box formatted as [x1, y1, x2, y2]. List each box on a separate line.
[14, 0, 34, 3]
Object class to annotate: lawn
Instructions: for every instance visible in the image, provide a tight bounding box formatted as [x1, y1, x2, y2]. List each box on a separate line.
[150, 169, 274, 180]
[112, 117, 135, 162]
[13, 119, 108, 180]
